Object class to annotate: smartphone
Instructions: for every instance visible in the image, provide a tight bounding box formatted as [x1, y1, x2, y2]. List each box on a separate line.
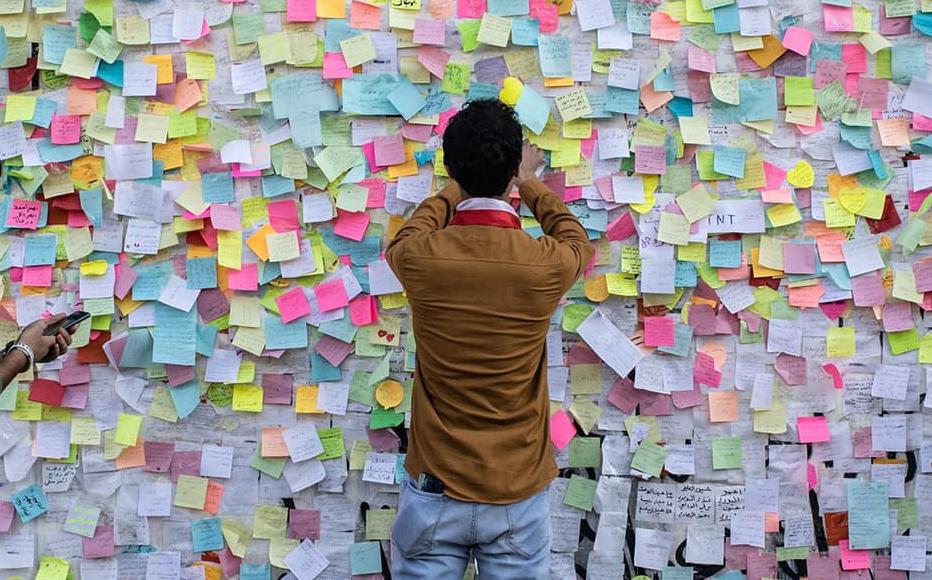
[43, 312, 90, 336]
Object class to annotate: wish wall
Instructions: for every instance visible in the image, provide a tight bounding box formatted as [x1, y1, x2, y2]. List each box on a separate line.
[0, 0, 931, 575]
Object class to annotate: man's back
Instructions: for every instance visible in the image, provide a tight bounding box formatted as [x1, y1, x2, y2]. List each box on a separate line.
[386, 179, 593, 503]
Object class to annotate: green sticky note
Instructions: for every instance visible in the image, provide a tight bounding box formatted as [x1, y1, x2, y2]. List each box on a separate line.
[776, 546, 810, 561]
[891, 498, 918, 533]
[888, 328, 919, 355]
[318, 427, 346, 460]
[458, 19, 481, 52]
[233, 12, 266, 45]
[562, 304, 593, 333]
[570, 363, 601, 395]
[442, 62, 470, 95]
[365, 508, 396, 540]
[631, 441, 668, 477]
[563, 475, 597, 512]
[250, 453, 286, 478]
[569, 437, 601, 468]
[370, 408, 405, 429]
[711, 437, 742, 469]
[783, 76, 814, 106]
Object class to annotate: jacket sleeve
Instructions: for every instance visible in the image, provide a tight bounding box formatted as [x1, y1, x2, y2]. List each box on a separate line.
[519, 177, 595, 290]
[385, 181, 463, 280]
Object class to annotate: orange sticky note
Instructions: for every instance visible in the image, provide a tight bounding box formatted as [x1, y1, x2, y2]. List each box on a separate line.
[316, 0, 346, 18]
[295, 385, 325, 414]
[261, 427, 290, 457]
[708, 391, 739, 422]
[115, 439, 146, 469]
[650, 11, 680, 41]
[748, 35, 787, 68]
[174, 78, 203, 112]
[204, 481, 224, 515]
[640, 83, 673, 113]
[143, 54, 174, 84]
[245, 223, 275, 261]
[876, 118, 910, 147]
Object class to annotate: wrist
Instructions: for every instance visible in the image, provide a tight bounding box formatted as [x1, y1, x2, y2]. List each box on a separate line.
[3, 347, 30, 375]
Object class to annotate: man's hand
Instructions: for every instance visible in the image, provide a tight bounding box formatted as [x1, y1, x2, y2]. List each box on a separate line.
[513, 143, 543, 188]
[18, 314, 73, 364]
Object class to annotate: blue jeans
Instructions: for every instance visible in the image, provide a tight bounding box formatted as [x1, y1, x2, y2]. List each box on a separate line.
[390, 475, 551, 579]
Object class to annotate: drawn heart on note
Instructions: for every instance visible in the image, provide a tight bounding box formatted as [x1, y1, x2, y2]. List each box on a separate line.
[377, 329, 396, 342]
[838, 188, 866, 214]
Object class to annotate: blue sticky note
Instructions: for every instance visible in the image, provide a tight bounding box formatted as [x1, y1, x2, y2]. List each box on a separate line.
[311, 352, 343, 382]
[191, 517, 224, 552]
[290, 110, 323, 148]
[708, 239, 742, 268]
[120, 328, 154, 368]
[132, 265, 170, 301]
[343, 74, 405, 116]
[97, 60, 124, 87]
[537, 35, 571, 78]
[395, 453, 406, 484]
[713, 145, 746, 178]
[261, 175, 296, 198]
[387, 80, 427, 120]
[29, 99, 56, 129]
[892, 43, 926, 85]
[847, 480, 890, 549]
[12, 484, 48, 523]
[196, 323, 217, 356]
[152, 302, 197, 366]
[674, 261, 697, 287]
[488, 0, 529, 15]
[658, 323, 694, 357]
[202, 172, 235, 203]
[37, 139, 84, 162]
[350, 542, 383, 575]
[712, 3, 739, 33]
[667, 97, 693, 119]
[653, 67, 674, 91]
[324, 19, 357, 52]
[170, 380, 201, 419]
[240, 563, 271, 580]
[186, 256, 218, 290]
[265, 315, 309, 350]
[23, 234, 58, 265]
[42, 24, 76, 65]
[515, 86, 550, 135]
[79, 188, 103, 227]
[738, 77, 777, 122]
[510, 17, 540, 46]
[605, 86, 640, 114]
[0, 27, 7, 65]
[319, 316, 357, 344]
[259, 261, 281, 285]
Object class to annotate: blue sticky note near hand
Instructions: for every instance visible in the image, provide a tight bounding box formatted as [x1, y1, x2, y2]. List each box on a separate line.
[240, 563, 271, 580]
[515, 86, 550, 135]
[350, 541, 383, 575]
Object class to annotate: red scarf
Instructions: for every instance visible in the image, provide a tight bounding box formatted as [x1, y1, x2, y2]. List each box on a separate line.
[449, 210, 521, 229]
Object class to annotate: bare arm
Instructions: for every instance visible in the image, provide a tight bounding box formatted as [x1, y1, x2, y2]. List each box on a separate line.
[0, 314, 73, 389]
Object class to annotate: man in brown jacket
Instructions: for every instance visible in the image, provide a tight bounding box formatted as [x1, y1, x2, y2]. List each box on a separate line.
[386, 99, 594, 578]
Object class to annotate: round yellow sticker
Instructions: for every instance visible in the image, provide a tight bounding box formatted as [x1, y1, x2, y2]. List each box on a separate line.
[376, 380, 404, 409]
[786, 160, 815, 188]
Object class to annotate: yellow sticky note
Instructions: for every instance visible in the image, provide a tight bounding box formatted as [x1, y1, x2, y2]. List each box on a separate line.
[676, 185, 715, 223]
[476, 13, 511, 47]
[79, 260, 108, 276]
[36, 556, 69, 580]
[340, 33, 376, 67]
[657, 211, 690, 246]
[266, 232, 300, 262]
[143, 54, 174, 84]
[232, 384, 264, 412]
[175, 474, 209, 510]
[253, 505, 288, 539]
[185, 52, 216, 80]
[679, 115, 711, 145]
[70, 416, 100, 445]
[114, 413, 142, 446]
[4, 94, 35, 122]
[295, 385, 325, 413]
[826, 327, 855, 358]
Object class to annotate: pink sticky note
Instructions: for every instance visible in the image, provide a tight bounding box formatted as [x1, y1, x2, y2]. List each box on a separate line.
[262, 374, 293, 404]
[823, 5, 854, 32]
[363, 178, 386, 208]
[0, 501, 14, 532]
[457, 0, 486, 18]
[373, 134, 407, 167]
[83, 525, 116, 559]
[417, 46, 451, 78]
[643, 316, 675, 347]
[268, 199, 300, 232]
[288, 509, 321, 540]
[323, 52, 353, 79]
[760, 188, 793, 203]
[228, 263, 259, 291]
[797, 416, 831, 443]
[50, 114, 81, 145]
[550, 409, 576, 450]
[61, 383, 89, 409]
[210, 205, 241, 231]
[815, 60, 847, 89]
[693, 352, 721, 387]
[315, 335, 355, 366]
[821, 363, 844, 389]
[231, 164, 261, 178]
[633, 145, 667, 175]
[6, 198, 42, 229]
[783, 243, 815, 275]
[883, 301, 914, 332]
[412, 18, 447, 46]
[333, 209, 370, 242]
[276, 287, 310, 323]
[782, 26, 813, 55]
[528, 0, 558, 32]
[672, 383, 704, 409]
[606, 212, 637, 241]
[851, 272, 884, 307]
[842, 43, 867, 74]
[807, 462, 818, 491]
[348, 294, 377, 326]
[687, 44, 716, 73]
[22, 265, 52, 287]
[774, 353, 807, 385]
[286, 0, 316, 21]
[314, 279, 349, 312]
[361, 142, 385, 173]
[839, 540, 871, 570]
[607, 377, 638, 414]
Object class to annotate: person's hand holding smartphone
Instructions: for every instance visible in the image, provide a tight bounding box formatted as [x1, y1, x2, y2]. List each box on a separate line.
[18, 312, 81, 364]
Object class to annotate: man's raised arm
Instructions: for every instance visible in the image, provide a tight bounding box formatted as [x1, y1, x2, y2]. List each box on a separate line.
[515, 145, 594, 288]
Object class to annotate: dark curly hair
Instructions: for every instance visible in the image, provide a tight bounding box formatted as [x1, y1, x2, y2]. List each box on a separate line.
[442, 99, 523, 198]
